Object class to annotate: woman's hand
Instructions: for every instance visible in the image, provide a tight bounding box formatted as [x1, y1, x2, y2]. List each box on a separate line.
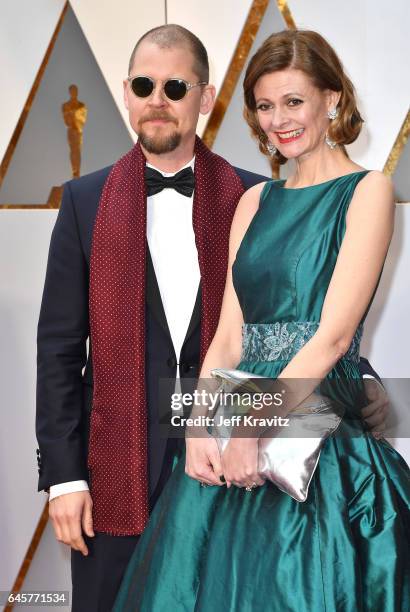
[185, 434, 225, 486]
[221, 438, 265, 489]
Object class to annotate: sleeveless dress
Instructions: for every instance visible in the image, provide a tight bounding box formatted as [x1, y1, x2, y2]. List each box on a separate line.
[114, 171, 410, 611]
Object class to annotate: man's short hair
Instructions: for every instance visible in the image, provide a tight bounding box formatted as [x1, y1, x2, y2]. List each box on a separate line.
[128, 24, 209, 82]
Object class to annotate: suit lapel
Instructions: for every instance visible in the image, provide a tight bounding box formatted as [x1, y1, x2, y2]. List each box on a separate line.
[145, 242, 172, 340]
[181, 282, 201, 349]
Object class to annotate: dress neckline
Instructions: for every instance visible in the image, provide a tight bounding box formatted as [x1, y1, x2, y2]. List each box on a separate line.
[275, 170, 369, 191]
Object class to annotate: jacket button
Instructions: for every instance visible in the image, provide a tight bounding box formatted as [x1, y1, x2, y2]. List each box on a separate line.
[180, 363, 193, 374]
[36, 449, 40, 456]
[167, 357, 177, 368]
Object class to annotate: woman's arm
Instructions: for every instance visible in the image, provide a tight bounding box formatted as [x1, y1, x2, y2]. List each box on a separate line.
[185, 182, 267, 486]
[198, 182, 267, 378]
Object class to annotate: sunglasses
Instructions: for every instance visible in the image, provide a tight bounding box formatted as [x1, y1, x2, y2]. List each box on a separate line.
[127, 75, 208, 101]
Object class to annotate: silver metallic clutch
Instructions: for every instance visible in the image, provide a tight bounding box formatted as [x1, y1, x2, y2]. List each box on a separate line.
[209, 368, 344, 502]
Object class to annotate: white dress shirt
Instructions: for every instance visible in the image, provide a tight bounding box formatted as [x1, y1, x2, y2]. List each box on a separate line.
[146, 156, 200, 364]
[49, 156, 200, 500]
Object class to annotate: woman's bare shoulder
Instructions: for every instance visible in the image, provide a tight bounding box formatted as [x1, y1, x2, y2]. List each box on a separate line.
[347, 170, 394, 227]
[359, 169, 393, 189]
[228, 181, 270, 249]
[234, 181, 269, 223]
[352, 170, 394, 205]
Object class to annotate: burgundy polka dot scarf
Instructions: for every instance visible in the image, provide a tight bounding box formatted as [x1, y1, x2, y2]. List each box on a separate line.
[88, 136, 245, 535]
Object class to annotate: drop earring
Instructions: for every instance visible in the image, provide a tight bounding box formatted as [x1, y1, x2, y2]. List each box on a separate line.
[266, 141, 277, 156]
[325, 106, 338, 148]
[325, 134, 337, 149]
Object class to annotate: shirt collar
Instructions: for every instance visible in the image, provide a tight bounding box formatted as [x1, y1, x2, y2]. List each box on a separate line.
[146, 156, 195, 177]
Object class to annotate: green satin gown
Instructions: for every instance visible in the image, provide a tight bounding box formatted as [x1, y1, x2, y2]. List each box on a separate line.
[114, 171, 410, 611]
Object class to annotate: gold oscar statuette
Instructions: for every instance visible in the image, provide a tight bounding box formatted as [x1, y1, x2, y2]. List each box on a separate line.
[46, 84, 88, 208]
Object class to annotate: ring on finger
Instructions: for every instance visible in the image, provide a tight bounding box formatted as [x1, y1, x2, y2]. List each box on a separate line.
[245, 482, 258, 492]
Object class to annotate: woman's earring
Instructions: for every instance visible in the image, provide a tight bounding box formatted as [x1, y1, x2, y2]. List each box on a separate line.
[266, 141, 277, 156]
[325, 107, 338, 149]
[325, 134, 337, 149]
[327, 107, 338, 120]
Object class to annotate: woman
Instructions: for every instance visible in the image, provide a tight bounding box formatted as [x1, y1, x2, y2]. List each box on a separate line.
[114, 30, 410, 611]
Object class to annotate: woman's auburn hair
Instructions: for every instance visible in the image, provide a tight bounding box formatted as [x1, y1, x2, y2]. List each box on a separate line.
[243, 29, 364, 164]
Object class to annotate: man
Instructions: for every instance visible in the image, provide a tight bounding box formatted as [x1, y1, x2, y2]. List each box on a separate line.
[36, 24, 386, 612]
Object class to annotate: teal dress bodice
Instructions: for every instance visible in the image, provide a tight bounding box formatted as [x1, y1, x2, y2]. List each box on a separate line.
[233, 172, 370, 325]
[231, 172, 371, 424]
[114, 172, 410, 612]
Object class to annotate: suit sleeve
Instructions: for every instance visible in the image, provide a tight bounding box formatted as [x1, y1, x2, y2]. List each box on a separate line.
[359, 357, 382, 384]
[36, 182, 90, 491]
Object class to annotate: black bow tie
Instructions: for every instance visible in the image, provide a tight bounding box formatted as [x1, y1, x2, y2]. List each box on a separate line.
[145, 166, 195, 197]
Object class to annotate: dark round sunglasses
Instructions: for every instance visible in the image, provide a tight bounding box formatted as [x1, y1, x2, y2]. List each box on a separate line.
[127, 75, 208, 101]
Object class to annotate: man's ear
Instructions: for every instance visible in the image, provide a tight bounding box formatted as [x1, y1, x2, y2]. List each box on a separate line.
[123, 79, 130, 110]
[199, 84, 216, 116]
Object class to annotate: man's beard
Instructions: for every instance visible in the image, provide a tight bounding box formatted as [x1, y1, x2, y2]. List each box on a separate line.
[138, 127, 182, 155]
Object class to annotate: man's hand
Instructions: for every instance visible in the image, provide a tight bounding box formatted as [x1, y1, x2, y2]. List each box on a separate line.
[49, 491, 94, 556]
[185, 435, 225, 486]
[362, 378, 389, 439]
